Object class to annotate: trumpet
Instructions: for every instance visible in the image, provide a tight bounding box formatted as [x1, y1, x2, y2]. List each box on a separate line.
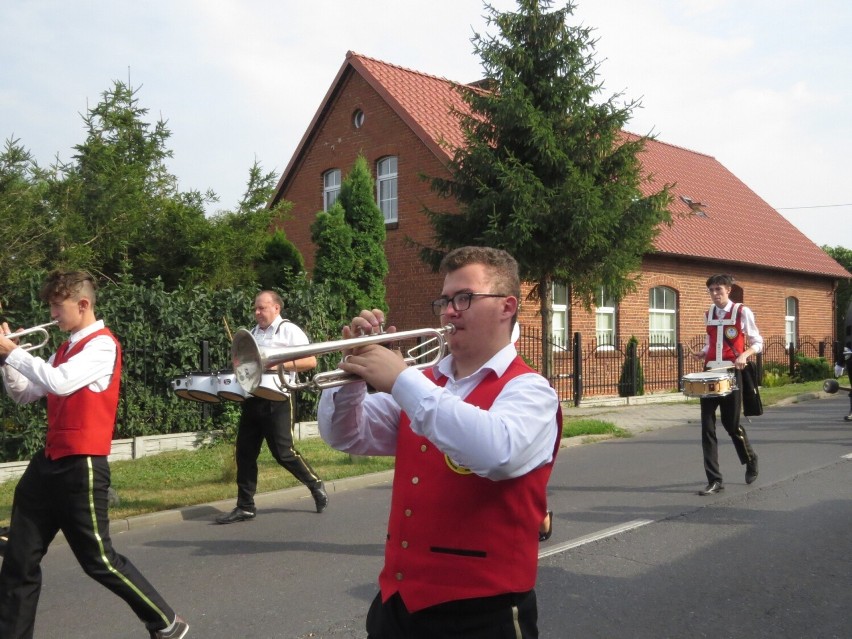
[1, 321, 59, 352]
[231, 324, 455, 393]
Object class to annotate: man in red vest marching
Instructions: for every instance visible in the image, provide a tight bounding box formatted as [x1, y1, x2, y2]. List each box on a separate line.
[0, 271, 188, 639]
[318, 247, 562, 639]
[693, 273, 763, 496]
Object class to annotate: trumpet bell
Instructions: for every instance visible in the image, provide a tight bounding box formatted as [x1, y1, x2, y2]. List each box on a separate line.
[232, 329, 265, 394]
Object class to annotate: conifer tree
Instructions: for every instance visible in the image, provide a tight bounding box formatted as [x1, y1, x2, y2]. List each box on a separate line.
[422, 0, 671, 379]
[312, 155, 388, 320]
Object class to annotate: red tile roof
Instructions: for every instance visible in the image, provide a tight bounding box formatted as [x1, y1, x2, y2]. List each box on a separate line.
[636, 137, 850, 278]
[279, 52, 850, 280]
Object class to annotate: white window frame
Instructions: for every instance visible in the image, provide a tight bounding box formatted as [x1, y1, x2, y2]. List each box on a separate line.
[649, 286, 677, 348]
[595, 287, 616, 349]
[323, 169, 341, 211]
[785, 297, 798, 348]
[552, 284, 569, 350]
[376, 156, 398, 224]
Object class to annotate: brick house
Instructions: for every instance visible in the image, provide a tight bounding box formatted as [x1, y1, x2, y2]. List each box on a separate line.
[270, 52, 850, 397]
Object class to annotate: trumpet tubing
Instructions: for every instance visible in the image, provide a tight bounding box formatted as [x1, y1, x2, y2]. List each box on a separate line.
[2, 321, 59, 352]
[231, 324, 455, 393]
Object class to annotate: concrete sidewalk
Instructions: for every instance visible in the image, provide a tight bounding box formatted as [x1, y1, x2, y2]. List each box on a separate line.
[563, 388, 828, 440]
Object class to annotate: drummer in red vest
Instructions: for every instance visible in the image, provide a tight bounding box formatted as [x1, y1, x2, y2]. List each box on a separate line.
[692, 273, 763, 496]
[0, 271, 188, 639]
[318, 246, 562, 639]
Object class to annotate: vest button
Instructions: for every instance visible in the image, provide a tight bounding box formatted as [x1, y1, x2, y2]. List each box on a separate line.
[411, 476, 419, 485]
[404, 509, 412, 517]
[401, 541, 408, 549]
[396, 572, 403, 581]
[420, 444, 427, 452]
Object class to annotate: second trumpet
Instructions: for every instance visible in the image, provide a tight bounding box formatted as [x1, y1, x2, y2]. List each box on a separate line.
[1, 321, 59, 352]
[231, 324, 455, 393]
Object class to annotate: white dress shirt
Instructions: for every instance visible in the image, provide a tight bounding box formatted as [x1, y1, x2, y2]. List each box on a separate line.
[2, 320, 116, 403]
[318, 343, 560, 481]
[253, 317, 311, 386]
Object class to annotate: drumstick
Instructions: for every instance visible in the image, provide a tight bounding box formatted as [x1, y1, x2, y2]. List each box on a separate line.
[223, 316, 233, 341]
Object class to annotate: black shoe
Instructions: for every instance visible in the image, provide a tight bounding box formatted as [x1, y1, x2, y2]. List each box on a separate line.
[539, 510, 554, 542]
[150, 615, 189, 639]
[310, 482, 328, 513]
[745, 456, 759, 484]
[699, 481, 724, 496]
[215, 507, 256, 524]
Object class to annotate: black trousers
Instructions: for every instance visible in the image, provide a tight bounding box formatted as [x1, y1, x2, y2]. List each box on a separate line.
[235, 396, 321, 511]
[0, 452, 175, 638]
[700, 370, 756, 484]
[366, 590, 538, 639]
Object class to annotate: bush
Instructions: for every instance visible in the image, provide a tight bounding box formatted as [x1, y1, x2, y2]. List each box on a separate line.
[793, 354, 832, 383]
[618, 336, 645, 397]
[0, 271, 340, 462]
[762, 361, 793, 387]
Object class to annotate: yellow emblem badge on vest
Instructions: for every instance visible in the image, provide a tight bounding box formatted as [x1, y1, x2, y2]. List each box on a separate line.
[724, 326, 739, 340]
[444, 454, 472, 475]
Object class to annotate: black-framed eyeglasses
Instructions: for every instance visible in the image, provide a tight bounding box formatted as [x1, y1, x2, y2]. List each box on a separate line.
[431, 292, 508, 316]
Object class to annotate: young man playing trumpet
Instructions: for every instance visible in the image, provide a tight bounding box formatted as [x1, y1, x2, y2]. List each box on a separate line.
[0, 271, 188, 639]
[318, 246, 561, 639]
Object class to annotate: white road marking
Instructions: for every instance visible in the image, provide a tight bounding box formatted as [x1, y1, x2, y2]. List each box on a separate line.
[538, 518, 654, 559]
[842, 453, 852, 460]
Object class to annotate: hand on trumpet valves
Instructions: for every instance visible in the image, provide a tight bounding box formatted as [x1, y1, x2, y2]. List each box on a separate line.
[339, 309, 404, 393]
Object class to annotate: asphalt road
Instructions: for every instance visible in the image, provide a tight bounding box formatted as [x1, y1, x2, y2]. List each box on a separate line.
[17, 393, 852, 638]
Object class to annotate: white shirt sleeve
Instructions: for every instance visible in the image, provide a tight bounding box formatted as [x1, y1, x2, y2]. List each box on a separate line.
[318, 361, 560, 481]
[392, 367, 559, 480]
[2, 331, 117, 404]
[740, 305, 763, 354]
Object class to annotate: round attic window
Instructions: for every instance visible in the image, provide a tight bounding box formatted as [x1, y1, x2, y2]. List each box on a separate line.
[353, 109, 365, 129]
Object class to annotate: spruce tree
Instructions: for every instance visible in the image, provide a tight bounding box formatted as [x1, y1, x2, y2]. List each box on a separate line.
[423, 0, 671, 379]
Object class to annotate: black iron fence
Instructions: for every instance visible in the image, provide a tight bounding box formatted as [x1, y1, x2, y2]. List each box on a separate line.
[516, 326, 835, 405]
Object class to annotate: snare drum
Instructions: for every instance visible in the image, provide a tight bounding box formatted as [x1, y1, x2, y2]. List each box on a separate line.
[250, 372, 290, 402]
[216, 369, 247, 402]
[682, 370, 736, 398]
[185, 372, 222, 403]
[170, 374, 200, 402]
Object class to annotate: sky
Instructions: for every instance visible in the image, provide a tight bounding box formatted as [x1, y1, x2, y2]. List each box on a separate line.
[2, 0, 850, 250]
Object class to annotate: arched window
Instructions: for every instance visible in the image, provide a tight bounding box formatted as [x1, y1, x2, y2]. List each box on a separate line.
[323, 169, 341, 211]
[376, 156, 398, 223]
[595, 287, 617, 348]
[649, 286, 677, 347]
[785, 297, 798, 348]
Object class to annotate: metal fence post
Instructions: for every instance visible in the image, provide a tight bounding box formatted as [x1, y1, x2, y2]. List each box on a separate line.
[573, 332, 582, 406]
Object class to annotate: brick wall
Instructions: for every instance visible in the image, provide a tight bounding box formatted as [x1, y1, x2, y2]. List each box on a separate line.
[278, 70, 452, 331]
[516, 255, 836, 346]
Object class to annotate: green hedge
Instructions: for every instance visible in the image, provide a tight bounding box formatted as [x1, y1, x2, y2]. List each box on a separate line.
[0, 273, 341, 461]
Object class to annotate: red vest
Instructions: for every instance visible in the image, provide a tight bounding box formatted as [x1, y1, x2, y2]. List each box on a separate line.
[705, 304, 746, 363]
[379, 356, 562, 612]
[45, 328, 121, 459]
